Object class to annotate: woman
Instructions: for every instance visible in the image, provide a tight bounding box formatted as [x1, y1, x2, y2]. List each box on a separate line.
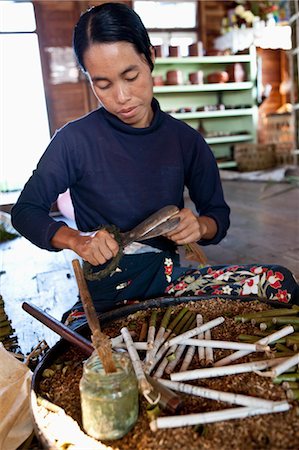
[11, 3, 298, 322]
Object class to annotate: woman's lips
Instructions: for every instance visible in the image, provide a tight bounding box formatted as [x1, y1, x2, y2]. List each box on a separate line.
[118, 106, 137, 119]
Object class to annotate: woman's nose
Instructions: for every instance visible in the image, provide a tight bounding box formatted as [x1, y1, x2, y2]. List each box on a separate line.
[115, 83, 131, 104]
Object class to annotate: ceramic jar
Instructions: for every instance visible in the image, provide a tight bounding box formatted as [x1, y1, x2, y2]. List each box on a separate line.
[166, 70, 184, 85]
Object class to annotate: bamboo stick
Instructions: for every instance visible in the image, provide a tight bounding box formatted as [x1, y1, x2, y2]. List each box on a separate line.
[158, 379, 282, 409]
[73, 260, 117, 373]
[259, 321, 275, 331]
[275, 343, 291, 353]
[282, 381, 299, 390]
[146, 310, 193, 374]
[286, 389, 299, 400]
[144, 307, 189, 372]
[149, 402, 290, 431]
[145, 310, 158, 363]
[237, 334, 264, 342]
[273, 317, 299, 325]
[153, 314, 196, 378]
[147, 306, 173, 363]
[165, 318, 197, 375]
[273, 373, 299, 383]
[234, 307, 299, 322]
[214, 325, 294, 367]
[139, 322, 148, 342]
[286, 336, 299, 344]
[170, 357, 288, 381]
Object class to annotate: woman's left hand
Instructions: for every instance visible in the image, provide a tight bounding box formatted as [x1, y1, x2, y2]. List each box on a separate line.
[165, 208, 217, 244]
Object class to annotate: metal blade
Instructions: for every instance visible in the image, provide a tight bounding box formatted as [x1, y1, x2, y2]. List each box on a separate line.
[121, 205, 179, 247]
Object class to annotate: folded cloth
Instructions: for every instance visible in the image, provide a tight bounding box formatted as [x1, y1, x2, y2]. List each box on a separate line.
[0, 343, 33, 450]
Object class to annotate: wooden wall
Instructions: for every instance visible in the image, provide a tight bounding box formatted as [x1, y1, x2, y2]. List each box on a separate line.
[198, 1, 227, 54]
[33, 0, 289, 140]
[33, 1, 131, 135]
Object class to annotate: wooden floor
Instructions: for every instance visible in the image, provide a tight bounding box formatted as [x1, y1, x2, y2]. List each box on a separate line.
[1, 178, 298, 355]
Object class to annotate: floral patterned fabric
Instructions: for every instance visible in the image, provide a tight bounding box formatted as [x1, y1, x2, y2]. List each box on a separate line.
[165, 263, 299, 305]
[63, 254, 299, 326]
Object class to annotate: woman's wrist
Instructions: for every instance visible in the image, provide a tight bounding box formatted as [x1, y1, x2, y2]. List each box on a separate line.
[197, 216, 218, 240]
[51, 225, 80, 251]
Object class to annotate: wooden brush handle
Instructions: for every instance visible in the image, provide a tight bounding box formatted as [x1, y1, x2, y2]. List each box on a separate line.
[72, 259, 117, 373]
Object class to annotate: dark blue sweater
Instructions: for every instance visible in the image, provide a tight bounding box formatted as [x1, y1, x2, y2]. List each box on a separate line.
[11, 99, 230, 251]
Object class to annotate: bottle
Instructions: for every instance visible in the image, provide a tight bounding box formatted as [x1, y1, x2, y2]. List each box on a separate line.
[79, 351, 139, 441]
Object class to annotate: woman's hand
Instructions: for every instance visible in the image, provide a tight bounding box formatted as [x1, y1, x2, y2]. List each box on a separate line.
[51, 226, 119, 266]
[165, 208, 217, 245]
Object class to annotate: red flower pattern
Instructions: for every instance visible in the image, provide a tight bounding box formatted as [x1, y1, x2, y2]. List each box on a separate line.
[275, 289, 289, 303]
[266, 270, 284, 289]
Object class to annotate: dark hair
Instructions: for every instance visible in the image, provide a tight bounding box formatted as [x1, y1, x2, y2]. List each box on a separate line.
[73, 2, 154, 72]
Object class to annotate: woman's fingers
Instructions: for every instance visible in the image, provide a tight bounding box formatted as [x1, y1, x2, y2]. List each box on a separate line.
[166, 208, 201, 244]
[77, 229, 120, 265]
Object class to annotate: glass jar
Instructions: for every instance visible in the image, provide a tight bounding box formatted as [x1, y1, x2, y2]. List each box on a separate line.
[79, 351, 139, 441]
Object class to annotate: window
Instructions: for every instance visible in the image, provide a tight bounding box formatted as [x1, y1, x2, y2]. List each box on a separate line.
[0, 1, 50, 193]
[133, 1, 198, 56]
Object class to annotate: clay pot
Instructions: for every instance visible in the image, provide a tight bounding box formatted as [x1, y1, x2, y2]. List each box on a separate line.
[188, 42, 204, 57]
[206, 71, 229, 84]
[168, 46, 180, 57]
[152, 75, 164, 86]
[154, 45, 163, 58]
[188, 71, 204, 85]
[166, 70, 184, 85]
[226, 63, 246, 82]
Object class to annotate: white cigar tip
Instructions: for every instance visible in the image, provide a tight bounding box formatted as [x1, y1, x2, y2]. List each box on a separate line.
[255, 370, 274, 378]
[150, 420, 158, 432]
[256, 344, 271, 352]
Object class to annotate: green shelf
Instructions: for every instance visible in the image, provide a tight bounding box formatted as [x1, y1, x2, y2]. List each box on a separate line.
[170, 108, 255, 120]
[205, 134, 253, 145]
[153, 82, 253, 94]
[155, 55, 252, 64]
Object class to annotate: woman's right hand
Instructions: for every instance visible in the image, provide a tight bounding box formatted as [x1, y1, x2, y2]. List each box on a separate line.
[51, 226, 120, 266]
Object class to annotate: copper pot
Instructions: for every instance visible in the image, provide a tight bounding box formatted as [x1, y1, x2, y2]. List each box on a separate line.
[226, 63, 246, 82]
[188, 71, 204, 85]
[166, 70, 184, 85]
[206, 71, 229, 84]
[152, 75, 164, 86]
[188, 42, 204, 57]
[154, 45, 163, 58]
[168, 46, 180, 57]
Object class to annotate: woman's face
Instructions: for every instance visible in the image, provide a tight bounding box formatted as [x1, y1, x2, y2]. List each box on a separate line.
[84, 41, 155, 128]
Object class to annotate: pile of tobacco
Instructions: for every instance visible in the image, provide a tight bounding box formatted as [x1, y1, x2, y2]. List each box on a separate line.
[37, 298, 299, 450]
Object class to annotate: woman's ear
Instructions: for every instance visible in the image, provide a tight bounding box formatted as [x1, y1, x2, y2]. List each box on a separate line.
[150, 46, 156, 66]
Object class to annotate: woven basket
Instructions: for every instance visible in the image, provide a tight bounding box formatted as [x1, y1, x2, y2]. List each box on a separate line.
[274, 142, 295, 166]
[234, 143, 276, 172]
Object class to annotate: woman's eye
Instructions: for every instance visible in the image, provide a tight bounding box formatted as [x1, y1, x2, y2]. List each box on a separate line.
[126, 73, 139, 82]
[97, 84, 110, 90]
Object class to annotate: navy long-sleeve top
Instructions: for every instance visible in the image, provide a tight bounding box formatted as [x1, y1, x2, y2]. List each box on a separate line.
[11, 99, 230, 251]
